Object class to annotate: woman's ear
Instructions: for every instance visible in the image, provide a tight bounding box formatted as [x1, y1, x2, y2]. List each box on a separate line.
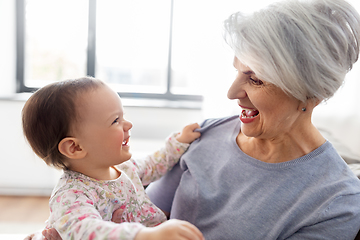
[58, 137, 87, 159]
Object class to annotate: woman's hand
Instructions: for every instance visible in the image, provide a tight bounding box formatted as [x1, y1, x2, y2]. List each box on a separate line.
[176, 123, 201, 144]
[135, 219, 204, 240]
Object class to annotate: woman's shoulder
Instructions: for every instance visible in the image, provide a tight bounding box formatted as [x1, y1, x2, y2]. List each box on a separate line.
[200, 115, 239, 129]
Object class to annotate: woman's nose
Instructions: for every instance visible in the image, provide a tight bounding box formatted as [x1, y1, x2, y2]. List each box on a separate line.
[227, 78, 247, 100]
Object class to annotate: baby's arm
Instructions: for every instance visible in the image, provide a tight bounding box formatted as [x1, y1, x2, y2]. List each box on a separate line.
[134, 123, 201, 186]
[42, 219, 204, 240]
[135, 219, 204, 240]
[175, 123, 201, 144]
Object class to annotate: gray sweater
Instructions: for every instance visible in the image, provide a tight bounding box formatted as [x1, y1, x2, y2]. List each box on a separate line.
[147, 115, 360, 239]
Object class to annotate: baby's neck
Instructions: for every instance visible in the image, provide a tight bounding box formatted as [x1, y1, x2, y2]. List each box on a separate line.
[69, 165, 121, 181]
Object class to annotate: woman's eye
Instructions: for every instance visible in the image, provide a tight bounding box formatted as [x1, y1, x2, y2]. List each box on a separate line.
[250, 77, 264, 86]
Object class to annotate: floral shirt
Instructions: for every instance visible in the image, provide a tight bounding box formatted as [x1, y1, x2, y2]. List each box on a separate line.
[46, 133, 189, 240]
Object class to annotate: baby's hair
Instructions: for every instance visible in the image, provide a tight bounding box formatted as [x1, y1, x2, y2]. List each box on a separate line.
[224, 0, 360, 102]
[22, 77, 105, 170]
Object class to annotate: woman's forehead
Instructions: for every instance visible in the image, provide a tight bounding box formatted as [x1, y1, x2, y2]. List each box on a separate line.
[233, 57, 254, 73]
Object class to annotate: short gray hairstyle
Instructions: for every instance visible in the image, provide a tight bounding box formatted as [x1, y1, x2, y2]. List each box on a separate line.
[224, 0, 360, 102]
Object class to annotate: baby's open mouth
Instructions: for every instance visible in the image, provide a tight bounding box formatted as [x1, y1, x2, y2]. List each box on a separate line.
[122, 138, 129, 146]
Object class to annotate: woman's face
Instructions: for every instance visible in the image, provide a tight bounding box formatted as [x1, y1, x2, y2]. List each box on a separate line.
[228, 57, 304, 140]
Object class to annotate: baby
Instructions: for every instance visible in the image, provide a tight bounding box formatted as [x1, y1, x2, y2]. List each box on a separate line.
[22, 77, 203, 240]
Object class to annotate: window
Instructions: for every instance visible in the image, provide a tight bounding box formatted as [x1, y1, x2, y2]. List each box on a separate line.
[16, 0, 203, 102]
[16, 0, 88, 92]
[16, 0, 360, 110]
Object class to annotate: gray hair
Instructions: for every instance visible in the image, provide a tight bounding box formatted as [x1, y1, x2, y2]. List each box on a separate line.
[224, 0, 360, 102]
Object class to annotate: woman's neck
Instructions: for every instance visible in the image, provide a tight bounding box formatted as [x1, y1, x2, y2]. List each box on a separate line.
[236, 124, 325, 163]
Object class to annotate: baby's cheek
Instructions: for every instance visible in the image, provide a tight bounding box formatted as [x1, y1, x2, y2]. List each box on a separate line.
[116, 130, 125, 146]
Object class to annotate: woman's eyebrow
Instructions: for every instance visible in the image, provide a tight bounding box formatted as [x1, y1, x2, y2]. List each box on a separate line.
[242, 70, 254, 75]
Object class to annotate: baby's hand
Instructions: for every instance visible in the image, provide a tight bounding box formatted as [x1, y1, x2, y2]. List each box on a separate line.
[176, 123, 201, 144]
[41, 228, 62, 240]
[23, 232, 44, 240]
[135, 219, 204, 240]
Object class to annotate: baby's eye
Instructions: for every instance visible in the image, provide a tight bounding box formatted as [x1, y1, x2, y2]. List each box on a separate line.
[250, 77, 264, 86]
[112, 117, 119, 125]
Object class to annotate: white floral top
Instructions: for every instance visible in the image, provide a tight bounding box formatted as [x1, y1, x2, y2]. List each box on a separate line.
[46, 133, 189, 240]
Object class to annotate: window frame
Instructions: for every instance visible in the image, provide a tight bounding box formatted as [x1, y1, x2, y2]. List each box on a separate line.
[15, 0, 203, 102]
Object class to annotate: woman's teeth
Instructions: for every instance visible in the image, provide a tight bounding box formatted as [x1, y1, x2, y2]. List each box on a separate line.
[241, 109, 259, 118]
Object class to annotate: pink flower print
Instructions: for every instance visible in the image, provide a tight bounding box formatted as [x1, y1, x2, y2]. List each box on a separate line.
[66, 201, 81, 214]
[89, 232, 96, 240]
[177, 148, 180, 152]
[56, 196, 62, 203]
[127, 212, 134, 221]
[149, 207, 156, 213]
[111, 198, 120, 204]
[86, 200, 94, 205]
[62, 200, 70, 206]
[143, 205, 156, 214]
[72, 189, 83, 194]
[65, 209, 72, 214]
[78, 214, 90, 221]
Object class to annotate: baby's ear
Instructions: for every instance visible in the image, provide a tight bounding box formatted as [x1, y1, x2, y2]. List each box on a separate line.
[58, 137, 86, 159]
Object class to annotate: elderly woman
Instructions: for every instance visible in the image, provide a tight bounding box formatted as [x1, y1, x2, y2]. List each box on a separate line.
[145, 0, 360, 239]
[32, 0, 360, 239]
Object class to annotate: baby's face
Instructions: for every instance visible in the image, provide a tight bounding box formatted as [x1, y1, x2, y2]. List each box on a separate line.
[73, 85, 133, 168]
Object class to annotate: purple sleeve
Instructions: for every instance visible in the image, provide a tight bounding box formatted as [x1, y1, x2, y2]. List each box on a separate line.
[145, 162, 184, 213]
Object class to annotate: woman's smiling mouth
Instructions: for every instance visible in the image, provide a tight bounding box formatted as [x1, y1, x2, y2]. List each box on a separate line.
[241, 109, 259, 119]
[239, 105, 260, 123]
